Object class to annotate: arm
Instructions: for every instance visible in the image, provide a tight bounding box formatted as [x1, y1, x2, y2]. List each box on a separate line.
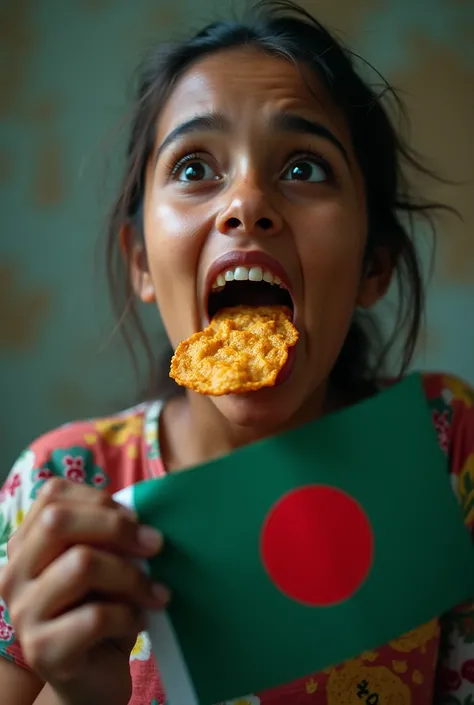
[34, 684, 82, 705]
[0, 658, 42, 704]
[0, 658, 95, 705]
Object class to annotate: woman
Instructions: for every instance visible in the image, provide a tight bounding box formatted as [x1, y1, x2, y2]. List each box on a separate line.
[0, 1, 473, 703]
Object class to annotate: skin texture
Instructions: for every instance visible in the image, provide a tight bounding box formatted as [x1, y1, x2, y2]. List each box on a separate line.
[129, 47, 392, 470]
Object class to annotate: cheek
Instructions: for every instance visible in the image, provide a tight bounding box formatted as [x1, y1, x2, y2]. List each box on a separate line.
[146, 201, 199, 261]
[298, 203, 366, 348]
[299, 205, 366, 297]
[143, 202, 204, 345]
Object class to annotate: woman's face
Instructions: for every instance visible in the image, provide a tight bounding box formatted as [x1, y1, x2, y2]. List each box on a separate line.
[138, 47, 384, 428]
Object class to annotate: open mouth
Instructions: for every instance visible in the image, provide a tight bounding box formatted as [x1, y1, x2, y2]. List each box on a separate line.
[207, 266, 294, 321]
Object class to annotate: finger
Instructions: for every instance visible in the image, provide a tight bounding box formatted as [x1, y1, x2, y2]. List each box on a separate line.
[9, 502, 163, 581]
[10, 478, 133, 553]
[21, 602, 142, 680]
[19, 546, 169, 624]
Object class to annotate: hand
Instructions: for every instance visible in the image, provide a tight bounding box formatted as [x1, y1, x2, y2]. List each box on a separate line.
[0, 478, 169, 705]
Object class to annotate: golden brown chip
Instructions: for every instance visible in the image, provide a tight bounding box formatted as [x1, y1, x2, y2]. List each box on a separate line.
[169, 305, 298, 395]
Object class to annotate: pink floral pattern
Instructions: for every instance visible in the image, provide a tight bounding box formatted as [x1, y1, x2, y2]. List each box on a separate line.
[92, 472, 108, 488]
[63, 455, 86, 483]
[29, 446, 110, 499]
[33, 468, 54, 482]
[0, 604, 14, 646]
[433, 409, 450, 454]
[2, 473, 21, 499]
[0, 621, 14, 643]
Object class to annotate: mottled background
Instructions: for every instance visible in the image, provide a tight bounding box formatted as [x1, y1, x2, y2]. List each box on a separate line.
[1, 0, 473, 474]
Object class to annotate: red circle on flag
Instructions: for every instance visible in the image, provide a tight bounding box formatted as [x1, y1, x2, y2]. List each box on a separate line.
[260, 485, 374, 606]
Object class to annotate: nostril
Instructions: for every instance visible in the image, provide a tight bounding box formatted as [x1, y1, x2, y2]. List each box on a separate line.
[224, 216, 273, 232]
[258, 217, 273, 231]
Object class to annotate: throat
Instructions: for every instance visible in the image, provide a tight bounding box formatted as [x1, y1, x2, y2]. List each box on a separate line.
[160, 394, 261, 472]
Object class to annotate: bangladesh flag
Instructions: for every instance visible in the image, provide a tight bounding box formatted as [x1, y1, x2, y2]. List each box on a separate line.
[114, 373, 474, 705]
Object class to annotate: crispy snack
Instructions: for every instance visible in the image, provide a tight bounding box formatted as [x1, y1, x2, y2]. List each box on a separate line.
[169, 305, 298, 395]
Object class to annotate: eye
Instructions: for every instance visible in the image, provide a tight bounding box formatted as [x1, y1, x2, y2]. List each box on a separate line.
[175, 157, 219, 183]
[281, 158, 328, 183]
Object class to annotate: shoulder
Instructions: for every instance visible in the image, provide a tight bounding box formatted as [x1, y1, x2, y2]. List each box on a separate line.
[420, 371, 474, 449]
[0, 403, 157, 552]
[421, 371, 474, 410]
[420, 371, 474, 529]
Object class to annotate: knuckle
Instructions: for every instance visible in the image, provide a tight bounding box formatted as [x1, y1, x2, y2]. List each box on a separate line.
[41, 477, 67, 499]
[40, 503, 69, 533]
[85, 603, 108, 634]
[8, 603, 24, 631]
[8, 590, 31, 631]
[94, 490, 113, 508]
[67, 545, 96, 577]
[112, 511, 131, 538]
[22, 631, 49, 673]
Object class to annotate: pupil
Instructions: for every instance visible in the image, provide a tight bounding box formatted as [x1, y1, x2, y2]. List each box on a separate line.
[184, 162, 204, 180]
[291, 162, 311, 180]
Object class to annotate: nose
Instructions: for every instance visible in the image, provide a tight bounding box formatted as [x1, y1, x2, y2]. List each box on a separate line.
[216, 179, 283, 238]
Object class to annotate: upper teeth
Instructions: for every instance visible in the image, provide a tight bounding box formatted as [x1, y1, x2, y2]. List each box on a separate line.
[211, 266, 283, 290]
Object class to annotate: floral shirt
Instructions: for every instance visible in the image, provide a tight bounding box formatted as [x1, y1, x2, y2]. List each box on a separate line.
[1, 372, 474, 705]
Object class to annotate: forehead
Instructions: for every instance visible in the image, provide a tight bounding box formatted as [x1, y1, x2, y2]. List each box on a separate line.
[156, 47, 349, 142]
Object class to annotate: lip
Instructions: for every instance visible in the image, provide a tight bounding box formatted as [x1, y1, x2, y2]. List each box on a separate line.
[275, 342, 298, 386]
[203, 250, 295, 323]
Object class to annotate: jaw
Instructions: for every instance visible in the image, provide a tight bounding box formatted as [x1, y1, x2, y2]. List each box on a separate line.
[203, 388, 298, 439]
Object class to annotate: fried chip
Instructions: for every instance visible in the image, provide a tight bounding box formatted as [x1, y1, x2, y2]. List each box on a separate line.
[169, 305, 298, 396]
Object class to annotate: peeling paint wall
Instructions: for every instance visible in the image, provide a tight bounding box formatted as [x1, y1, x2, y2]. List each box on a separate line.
[1, 0, 473, 473]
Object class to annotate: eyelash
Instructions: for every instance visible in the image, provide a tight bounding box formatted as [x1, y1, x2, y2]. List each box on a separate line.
[166, 149, 206, 178]
[165, 146, 335, 181]
[283, 148, 335, 181]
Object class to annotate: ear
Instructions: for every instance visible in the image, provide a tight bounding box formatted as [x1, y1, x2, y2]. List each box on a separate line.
[356, 247, 394, 309]
[119, 223, 156, 304]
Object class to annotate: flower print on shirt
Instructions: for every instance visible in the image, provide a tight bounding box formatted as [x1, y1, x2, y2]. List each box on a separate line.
[30, 446, 109, 499]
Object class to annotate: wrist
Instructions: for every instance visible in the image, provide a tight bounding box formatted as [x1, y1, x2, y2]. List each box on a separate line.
[38, 680, 131, 705]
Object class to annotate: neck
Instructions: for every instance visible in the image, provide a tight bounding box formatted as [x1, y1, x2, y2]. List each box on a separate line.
[160, 382, 336, 473]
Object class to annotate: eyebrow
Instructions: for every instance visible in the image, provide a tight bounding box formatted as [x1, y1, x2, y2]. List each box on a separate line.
[154, 112, 229, 164]
[269, 113, 350, 166]
[154, 110, 349, 166]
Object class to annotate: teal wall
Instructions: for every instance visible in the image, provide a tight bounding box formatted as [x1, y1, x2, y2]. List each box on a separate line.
[1, 0, 473, 473]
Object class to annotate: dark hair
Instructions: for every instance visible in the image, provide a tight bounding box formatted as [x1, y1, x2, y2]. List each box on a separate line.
[106, 0, 453, 401]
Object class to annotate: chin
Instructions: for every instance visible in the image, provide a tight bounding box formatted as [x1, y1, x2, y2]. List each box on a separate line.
[211, 383, 303, 433]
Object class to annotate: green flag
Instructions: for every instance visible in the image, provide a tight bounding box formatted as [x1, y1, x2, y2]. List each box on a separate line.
[115, 373, 474, 705]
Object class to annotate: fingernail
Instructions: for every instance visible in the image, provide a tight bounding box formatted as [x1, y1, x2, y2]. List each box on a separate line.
[152, 583, 171, 605]
[137, 525, 163, 552]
